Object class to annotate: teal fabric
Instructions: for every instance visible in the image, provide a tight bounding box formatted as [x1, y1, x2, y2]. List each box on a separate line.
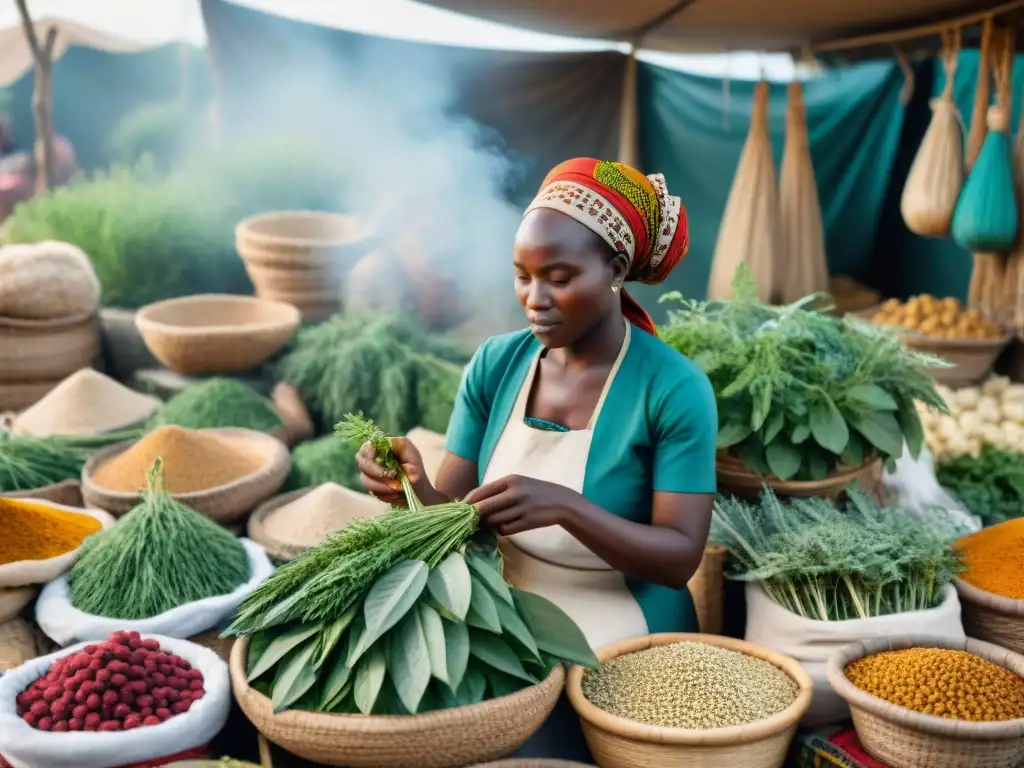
[632, 61, 908, 317]
[445, 326, 715, 632]
[878, 51, 1024, 300]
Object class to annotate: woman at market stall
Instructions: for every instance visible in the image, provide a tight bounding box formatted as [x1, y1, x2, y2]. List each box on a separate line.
[357, 157, 716, 759]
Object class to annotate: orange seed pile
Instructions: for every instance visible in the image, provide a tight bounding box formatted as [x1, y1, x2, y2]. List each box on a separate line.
[845, 648, 1024, 722]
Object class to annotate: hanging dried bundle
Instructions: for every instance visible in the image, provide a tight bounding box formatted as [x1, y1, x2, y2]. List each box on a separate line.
[953, 24, 1018, 317]
[778, 82, 828, 303]
[1005, 64, 1024, 329]
[708, 81, 781, 302]
[900, 30, 964, 238]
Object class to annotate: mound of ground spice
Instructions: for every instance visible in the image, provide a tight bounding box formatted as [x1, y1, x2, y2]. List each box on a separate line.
[845, 647, 1024, 721]
[0, 498, 102, 564]
[91, 426, 263, 494]
[263, 482, 386, 548]
[957, 519, 1024, 599]
[14, 368, 161, 437]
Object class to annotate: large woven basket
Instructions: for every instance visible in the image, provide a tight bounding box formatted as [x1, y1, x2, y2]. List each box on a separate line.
[566, 633, 813, 768]
[954, 577, 1024, 655]
[687, 545, 727, 636]
[0, 310, 100, 383]
[906, 332, 1013, 388]
[135, 294, 301, 375]
[0, 379, 59, 412]
[474, 762, 595, 767]
[716, 453, 883, 502]
[827, 635, 1024, 768]
[236, 211, 374, 320]
[81, 427, 290, 523]
[7, 479, 83, 508]
[247, 484, 387, 562]
[230, 635, 563, 767]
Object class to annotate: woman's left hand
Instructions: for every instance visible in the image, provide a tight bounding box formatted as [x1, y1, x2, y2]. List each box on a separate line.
[463, 474, 582, 535]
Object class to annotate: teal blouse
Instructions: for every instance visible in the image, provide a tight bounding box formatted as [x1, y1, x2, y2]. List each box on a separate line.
[445, 327, 718, 633]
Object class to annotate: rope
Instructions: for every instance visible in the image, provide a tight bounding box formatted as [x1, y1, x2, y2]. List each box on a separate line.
[938, 28, 961, 101]
[893, 46, 915, 105]
[966, 16, 995, 170]
[988, 25, 1015, 132]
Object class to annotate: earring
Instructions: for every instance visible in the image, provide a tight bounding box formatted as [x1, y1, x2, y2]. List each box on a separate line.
[611, 283, 621, 293]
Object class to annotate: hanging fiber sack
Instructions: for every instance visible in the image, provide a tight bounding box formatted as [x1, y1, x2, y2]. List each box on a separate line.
[707, 80, 781, 302]
[953, 25, 1019, 257]
[745, 582, 965, 728]
[778, 81, 828, 303]
[34, 538, 273, 647]
[0, 635, 229, 768]
[901, 31, 964, 238]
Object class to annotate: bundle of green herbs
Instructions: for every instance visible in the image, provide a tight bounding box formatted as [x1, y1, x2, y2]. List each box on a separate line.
[937, 445, 1024, 524]
[659, 266, 949, 481]
[274, 314, 467, 434]
[69, 458, 251, 619]
[0, 427, 140, 492]
[228, 414, 597, 715]
[711, 487, 969, 621]
[148, 378, 285, 433]
[282, 434, 361, 493]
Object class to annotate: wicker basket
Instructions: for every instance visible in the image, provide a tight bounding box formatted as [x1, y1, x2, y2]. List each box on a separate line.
[716, 453, 883, 502]
[566, 633, 813, 768]
[905, 332, 1013, 388]
[474, 762, 595, 767]
[230, 635, 563, 767]
[188, 630, 234, 663]
[81, 428, 290, 523]
[98, 307, 159, 380]
[135, 294, 301, 375]
[7, 479, 84, 508]
[954, 577, 1024, 655]
[236, 211, 374, 320]
[827, 635, 1024, 768]
[0, 585, 37, 623]
[0, 310, 100, 383]
[0, 379, 60, 411]
[687, 545, 727, 636]
[247, 485, 387, 562]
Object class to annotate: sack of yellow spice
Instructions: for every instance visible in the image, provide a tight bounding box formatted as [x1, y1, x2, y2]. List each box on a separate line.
[0, 498, 114, 588]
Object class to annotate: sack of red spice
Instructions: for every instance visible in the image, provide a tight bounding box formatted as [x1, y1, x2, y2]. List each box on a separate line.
[0, 633, 229, 768]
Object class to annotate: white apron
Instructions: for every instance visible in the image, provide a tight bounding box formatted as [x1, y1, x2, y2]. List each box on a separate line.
[482, 323, 649, 651]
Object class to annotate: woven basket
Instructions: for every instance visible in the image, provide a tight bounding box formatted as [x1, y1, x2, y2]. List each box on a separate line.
[0, 310, 100, 384]
[135, 294, 301, 375]
[688, 545, 727, 636]
[954, 577, 1024, 655]
[716, 453, 883, 502]
[474, 762, 595, 767]
[566, 633, 812, 768]
[236, 211, 374, 320]
[905, 332, 1013, 388]
[0, 585, 36, 624]
[230, 635, 563, 767]
[0, 379, 60, 412]
[827, 635, 1024, 768]
[188, 630, 234, 663]
[81, 428, 290, 523]
[247, 485, 387, 562]
[7, 479, 83, 508]
[98, 307, 158, 380]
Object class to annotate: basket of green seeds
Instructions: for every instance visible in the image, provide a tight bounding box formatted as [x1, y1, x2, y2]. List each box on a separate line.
[567, 633, 813, 768]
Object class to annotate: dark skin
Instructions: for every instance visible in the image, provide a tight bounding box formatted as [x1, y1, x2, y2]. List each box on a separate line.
[358, 208, 712, 591]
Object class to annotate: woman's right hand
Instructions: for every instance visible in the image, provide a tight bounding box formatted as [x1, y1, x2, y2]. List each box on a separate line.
[356, 437, 430, 506]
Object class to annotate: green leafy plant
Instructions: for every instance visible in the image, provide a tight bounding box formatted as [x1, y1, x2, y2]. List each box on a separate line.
[107, 100, 199, 170]
[229, 415, 597, 715]
[711, 487, 969, 621]
[937, 445, 1024, 524]
[659, 266, 950, 481]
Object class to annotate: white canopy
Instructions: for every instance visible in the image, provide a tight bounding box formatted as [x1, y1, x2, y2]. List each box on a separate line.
[0, 0, 800, 88]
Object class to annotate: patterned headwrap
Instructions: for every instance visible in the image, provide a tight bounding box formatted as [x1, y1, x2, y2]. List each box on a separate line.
[524, 158, 689, 335]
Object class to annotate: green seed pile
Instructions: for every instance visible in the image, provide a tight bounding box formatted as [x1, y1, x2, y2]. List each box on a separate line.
[582, 642, 799, 729]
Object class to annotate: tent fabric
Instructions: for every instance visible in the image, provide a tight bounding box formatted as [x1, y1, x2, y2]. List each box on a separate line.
[407, 0, 1011, 54]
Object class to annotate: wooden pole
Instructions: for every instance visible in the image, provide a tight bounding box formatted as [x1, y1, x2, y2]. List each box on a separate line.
[14, 0, 57, 194]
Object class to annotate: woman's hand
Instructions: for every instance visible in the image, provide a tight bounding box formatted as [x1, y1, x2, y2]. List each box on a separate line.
[356, 437, 431, 506]
[463, 474, 582, 536]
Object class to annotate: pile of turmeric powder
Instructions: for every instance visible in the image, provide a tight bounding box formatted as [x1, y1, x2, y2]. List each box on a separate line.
[0, 498, 102, 564]
[846, 647, 1024, 722]
[91, 426, 263, 494]
[956, 519, 1024, 599]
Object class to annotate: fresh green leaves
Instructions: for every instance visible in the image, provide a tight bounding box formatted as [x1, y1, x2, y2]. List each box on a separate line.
[659, 271, 949, 482]
[247, 550, 596, 716]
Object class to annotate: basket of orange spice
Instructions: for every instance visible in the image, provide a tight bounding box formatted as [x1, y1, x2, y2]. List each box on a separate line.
[827, 635, 1024, 768]
[864, 295, 1011, 387]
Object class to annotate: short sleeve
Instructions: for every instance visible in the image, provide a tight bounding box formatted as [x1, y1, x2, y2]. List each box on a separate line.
[444, 339, 494, 462]
[652, 366, 718, 494]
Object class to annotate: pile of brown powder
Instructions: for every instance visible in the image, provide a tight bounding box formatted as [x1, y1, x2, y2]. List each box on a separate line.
[263, 482, 386, 548]
[14, 368, 161, 437]
[91, 426, 263, 494]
